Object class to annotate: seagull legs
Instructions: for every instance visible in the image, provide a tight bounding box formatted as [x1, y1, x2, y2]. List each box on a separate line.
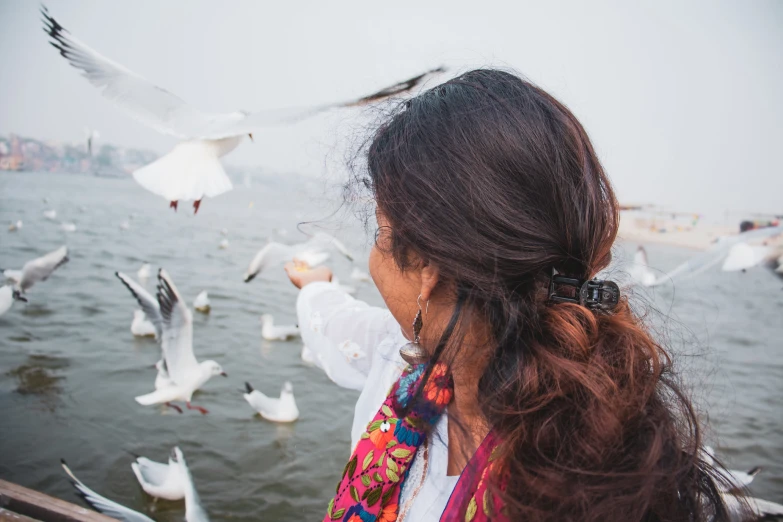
[193, 199, 202, 215]
[186, 402, 209, 415]
[169, 200, 178, 212]
[164, 402, 183, 414]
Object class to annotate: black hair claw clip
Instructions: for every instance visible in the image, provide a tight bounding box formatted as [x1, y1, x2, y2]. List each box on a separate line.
[548, 269, 620, 311]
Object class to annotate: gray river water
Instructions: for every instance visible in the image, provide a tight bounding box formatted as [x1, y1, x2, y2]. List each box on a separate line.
[0, 171, 781, 520]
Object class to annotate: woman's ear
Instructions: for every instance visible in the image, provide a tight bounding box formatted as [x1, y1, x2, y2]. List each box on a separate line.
[419, 262, 440, 303]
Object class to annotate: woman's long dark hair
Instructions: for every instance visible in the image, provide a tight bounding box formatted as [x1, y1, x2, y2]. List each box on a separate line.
[352, 69, 732, 521]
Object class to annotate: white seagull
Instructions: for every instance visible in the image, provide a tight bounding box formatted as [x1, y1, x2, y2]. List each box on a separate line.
[43, 209, 57, 220]
[62, 447, 209, 522]
[8, 220, 23, 232]
[628, 245, 656, 287]
[0, 285, 27, 317]
[61, 459, 155, 522]
[137, 262, 152, 281]
[260, 314, 300, 341]
[131, 447, 186, 501]
[116, 272, 162, 340]
[243, 381, 299, 422]
[2, 245, 69, 296]
[133, 270, 226, 414]
[218, 238, 229, 250]
[243, 233, 354, 282]
[651, 226, 783, 286]
[702, 446, 763, 492]
[132, 309, 158, 338]
[42, 6, 444, 213]
[193, 291, 210, 313]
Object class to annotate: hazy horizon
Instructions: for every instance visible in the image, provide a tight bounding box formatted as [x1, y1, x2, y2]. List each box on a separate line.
[1, 0, 781, 215]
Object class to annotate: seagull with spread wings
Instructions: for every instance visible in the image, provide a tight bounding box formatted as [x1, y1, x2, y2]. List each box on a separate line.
[2, 245, 69, 301]
[117, 269, 226, 414]
[41, 6, 444, 213]
[62, 447, 209, 522]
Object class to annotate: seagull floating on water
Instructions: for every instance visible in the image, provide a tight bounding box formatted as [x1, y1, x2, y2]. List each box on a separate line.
[2, 245, 69, 297]
[131, 447, 186, 501]
[42, 6, 444, 214]
[119, 269, 226, 414]
[8, 220, 23, 232]
[243, 381, 299, 423]
[137, 263, 152, 281]
[218, 239, 229, 250]
[628, 245, 656, 287]
[193, 291, 210, 313]
[62, 447, 209, 522]
[131, 309, 158, 338]
[116, 272, 162, 339]
[260, 314, 300, 341]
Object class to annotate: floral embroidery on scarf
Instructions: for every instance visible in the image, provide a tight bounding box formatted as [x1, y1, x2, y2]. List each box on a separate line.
[325, 361, 506, 522]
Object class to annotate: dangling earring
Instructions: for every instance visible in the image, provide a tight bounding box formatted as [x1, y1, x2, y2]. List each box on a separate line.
[400, 295, 430, 365]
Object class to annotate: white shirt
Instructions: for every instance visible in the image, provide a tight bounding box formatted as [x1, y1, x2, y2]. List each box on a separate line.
[297, 282, 458, 521]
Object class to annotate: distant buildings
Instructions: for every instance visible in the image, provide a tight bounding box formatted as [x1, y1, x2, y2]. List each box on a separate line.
[0, 133, 158, 176]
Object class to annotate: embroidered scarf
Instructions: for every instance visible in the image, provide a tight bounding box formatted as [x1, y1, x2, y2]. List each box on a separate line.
[324, 362, 506, 522]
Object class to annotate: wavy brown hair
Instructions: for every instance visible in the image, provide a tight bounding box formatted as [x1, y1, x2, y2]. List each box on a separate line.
[352, 69, 732, 521]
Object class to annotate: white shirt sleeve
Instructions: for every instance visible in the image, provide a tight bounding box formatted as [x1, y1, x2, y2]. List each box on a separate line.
[296, 281, 398, 391]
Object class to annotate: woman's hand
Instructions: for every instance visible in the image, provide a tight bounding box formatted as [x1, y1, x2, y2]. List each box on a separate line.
[284, 262, 333, 289]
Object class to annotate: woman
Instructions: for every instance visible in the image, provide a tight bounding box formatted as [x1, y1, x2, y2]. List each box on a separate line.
[286, 69, 731, 521]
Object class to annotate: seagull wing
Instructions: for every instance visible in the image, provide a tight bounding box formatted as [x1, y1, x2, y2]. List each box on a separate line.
[175, 449, 210, 522]
[652, 226, 783, 286]
[308, 232, 355, 261]
[157, 269, 200, 385]
[199, 66, 447, 140]
[116, 272, 163, 339]
[41, 6, 242, 140]
[61, 460, 155, 522]
[3, 269, 22, 284]
[19, 245, 69, 291]
[243, 242, 288, 282]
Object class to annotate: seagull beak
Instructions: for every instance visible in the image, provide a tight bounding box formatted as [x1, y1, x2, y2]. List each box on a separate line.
[221, 372, 228, 377]
[248, 133, 254, 142]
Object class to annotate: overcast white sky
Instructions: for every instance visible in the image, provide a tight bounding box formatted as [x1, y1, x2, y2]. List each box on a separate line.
[1, 1, 781, 215]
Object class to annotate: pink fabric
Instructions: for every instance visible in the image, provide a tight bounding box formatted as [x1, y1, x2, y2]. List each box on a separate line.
[323, 363, 507, 522]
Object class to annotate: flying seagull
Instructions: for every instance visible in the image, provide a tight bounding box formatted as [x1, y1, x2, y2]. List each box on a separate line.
[650, 226, 783, 286]
[2, 245, 69, 295]
[131, 270, 226, 414]
[41, 6, 445, 213]
[243, 233, 354, 282]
